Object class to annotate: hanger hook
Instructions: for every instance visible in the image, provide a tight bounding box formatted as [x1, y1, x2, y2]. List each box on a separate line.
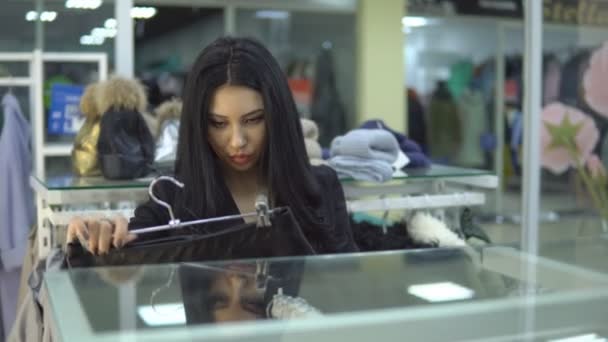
[148, 176, 184, 225]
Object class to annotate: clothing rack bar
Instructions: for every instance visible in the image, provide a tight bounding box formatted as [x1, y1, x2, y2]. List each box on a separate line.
[0, 53, 33, 61]
[0, 78, 32, 86]
[347, 192, 485, 213]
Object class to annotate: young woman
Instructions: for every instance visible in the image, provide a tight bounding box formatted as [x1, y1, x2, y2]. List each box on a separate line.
[66, 37, 358, 257]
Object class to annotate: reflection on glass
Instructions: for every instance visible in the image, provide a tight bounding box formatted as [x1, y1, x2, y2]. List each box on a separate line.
[206, 266, 265, 322]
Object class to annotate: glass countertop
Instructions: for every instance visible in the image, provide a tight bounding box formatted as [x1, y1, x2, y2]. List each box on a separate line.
[44, 245, 608, 341]
[31, 174, 154, 191]
[33, 165, 494, 191]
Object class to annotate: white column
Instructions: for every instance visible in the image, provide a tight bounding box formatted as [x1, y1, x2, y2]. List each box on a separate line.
[225, 5, 236, 35]
[115, 0, 134, 77]
[356, 0, 406, 131]
[494, 23, 506, 217]
[521, 0, 543, 255]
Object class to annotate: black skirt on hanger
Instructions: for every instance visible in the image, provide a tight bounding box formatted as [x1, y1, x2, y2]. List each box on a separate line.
[63, 208, 316, 268]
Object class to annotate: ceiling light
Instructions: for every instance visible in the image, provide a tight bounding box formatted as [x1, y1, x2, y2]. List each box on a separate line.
[131, 7, 157, 19]
[25, 11, 38, 21]
[104, 18, 117, 29]
[26, 11, 57, 22]
[80, 35, 104, 46]
[66, 0, 102, 10]
[407, 282, 474, 302]
[137, 304, 186, 326]
[401, 16, 430, 28]
[255, 10, 290, 20]
[40, 11, 57, 22]
[91, 27, 116, 38]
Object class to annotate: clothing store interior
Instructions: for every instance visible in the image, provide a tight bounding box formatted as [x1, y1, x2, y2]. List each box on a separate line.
[2, 0, 608, 340]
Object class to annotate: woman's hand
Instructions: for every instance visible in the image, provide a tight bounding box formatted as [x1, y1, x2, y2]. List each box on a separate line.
[66, 215, 137, 255]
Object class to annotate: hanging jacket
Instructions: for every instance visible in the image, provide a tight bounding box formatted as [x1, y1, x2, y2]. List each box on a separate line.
[457, 89, 485, 166]
[0, 93, 34, 271]
[407, 88, 428, 153]
[427, 81, 462, 161]
[311, 48, 347, 146]
[128, 165, 359, 255]
[559, 50, 591, 108]
[543, 55, 561, 105]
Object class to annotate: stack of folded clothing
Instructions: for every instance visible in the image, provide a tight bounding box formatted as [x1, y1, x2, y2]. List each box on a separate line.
[360, 119, 431, 168]
[300, 119, 324, 165]
[329, 129, 399, 182]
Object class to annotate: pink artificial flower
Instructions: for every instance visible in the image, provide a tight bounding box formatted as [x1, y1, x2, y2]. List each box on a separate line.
[583, 41, 608, 118]
[541, 103, 599, 175]
[587, 154, 607, 179]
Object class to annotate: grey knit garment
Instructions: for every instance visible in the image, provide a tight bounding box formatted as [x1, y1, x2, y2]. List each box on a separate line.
[330, 129, 399, 162]
[329, 129, 399, 182]
[330, 156, 394, 182]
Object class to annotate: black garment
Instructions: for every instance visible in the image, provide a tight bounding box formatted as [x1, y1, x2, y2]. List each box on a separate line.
[407, 88, 427, 152]
[129, 165, 359, 255]
[64, 208, 315, 268]
[350, 218, 435, 252]
[559, 50, 591, 108]
[310, 48, 347, 146]
[97, 109, 155, 180]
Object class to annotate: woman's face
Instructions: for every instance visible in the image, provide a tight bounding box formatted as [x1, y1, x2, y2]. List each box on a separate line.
[207, 85, 266, 173]
[208, 271, 265, 322]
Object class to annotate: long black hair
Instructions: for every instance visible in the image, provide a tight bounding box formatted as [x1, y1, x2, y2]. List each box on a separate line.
[175, 37, 322, 228]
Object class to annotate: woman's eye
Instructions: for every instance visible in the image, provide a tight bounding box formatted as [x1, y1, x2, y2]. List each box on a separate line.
[210, 120, 227, 128]
[244, 116, 264, 125]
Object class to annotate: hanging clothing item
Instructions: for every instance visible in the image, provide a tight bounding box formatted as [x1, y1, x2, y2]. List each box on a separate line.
[130, 165, 358, 254]
[559, 50, 591, 108]
[310, 47, 347, 147]
[329, 129, 399, 182]
[457, 89, 485, 167]
[359, 119, 431, 168]
[447, 61, 474, 99]
[0, 93, 34, 271]
[407, 88, 428, 152]
[427, 81, 462, 161]
[543, 55, 562, 105]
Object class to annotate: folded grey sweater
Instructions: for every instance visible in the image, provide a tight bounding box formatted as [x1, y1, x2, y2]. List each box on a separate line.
[330, 129, 399, 163]
[329, 129, 399, 182]
[329, 156, 394, 182]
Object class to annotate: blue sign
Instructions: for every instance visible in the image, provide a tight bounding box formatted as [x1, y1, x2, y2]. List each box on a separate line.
[47, 83, 84, 135]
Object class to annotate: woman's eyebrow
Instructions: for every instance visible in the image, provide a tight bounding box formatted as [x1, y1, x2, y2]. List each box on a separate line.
[208, 109, 264, 119]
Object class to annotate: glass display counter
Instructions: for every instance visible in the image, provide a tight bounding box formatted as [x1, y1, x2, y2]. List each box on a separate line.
[44, 243, 608, 341]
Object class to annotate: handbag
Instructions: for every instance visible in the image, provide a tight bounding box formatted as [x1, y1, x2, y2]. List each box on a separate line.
[97, 109, 155, 180]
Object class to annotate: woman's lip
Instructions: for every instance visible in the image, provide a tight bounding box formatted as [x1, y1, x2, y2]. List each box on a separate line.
[230, 155, 252, 164]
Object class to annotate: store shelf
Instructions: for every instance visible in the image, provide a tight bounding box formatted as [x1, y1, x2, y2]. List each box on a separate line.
[43, 143, 73, 157]
[0, 77, 32, 86]
[347, 191, 485, 212]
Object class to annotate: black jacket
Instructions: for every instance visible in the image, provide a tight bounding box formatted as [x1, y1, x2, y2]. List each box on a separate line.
[128, 165, 359, 255]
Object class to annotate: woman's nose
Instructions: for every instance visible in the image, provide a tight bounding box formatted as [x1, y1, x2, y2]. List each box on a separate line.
[230, 126, 247, 149]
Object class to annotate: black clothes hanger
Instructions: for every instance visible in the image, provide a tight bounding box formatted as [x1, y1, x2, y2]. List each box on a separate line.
[63, 176, 317, 268]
